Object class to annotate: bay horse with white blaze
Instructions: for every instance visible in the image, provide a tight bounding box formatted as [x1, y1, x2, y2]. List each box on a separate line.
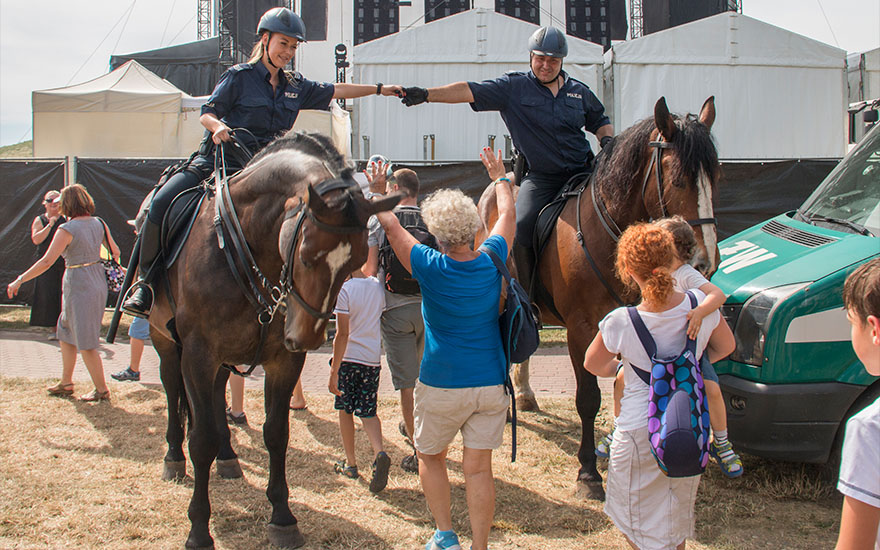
[147, 132, 398, 549]
[477, 97, 720, 499]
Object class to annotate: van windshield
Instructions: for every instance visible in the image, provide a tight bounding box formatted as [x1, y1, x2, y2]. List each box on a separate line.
[798, 126, 880, 237]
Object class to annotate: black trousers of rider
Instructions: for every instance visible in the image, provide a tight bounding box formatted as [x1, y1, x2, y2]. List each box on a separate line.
[147, 155, 214, 225]
[515, 172, 570, 248]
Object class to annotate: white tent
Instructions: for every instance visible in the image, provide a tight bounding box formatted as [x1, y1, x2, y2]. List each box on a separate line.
[33, 61, 205, 159]
[603, 12, 847, 160]
[848, 48, 880, 103]
[353, 9, 606, 161]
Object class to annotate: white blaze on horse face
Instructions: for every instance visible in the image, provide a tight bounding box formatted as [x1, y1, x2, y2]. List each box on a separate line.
[314, 241, 352, 331]
[696, 169, 717, 272]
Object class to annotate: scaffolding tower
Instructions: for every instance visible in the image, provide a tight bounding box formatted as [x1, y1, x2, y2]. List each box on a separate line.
[198, 0, 292, 70]
[198, 0, 212, 40]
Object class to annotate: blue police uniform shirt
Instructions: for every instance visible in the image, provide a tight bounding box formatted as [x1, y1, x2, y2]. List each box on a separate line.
[409, 234, 508, 389]
[468, 70, 610, 176]
[201, 61, 335, 149]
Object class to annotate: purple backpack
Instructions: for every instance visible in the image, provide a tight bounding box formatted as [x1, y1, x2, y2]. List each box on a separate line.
[627, 291, 710, 478]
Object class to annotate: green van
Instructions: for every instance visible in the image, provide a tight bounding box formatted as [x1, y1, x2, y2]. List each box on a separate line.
[712, 123, 880, 464]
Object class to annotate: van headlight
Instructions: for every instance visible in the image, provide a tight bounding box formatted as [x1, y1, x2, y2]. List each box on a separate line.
[729, 283, 809, 366]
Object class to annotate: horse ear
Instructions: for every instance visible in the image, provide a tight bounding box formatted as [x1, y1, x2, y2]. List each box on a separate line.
[699, 96, 716, 131]
[654, 97, 677, 142]
[364, 192, 403, 217]
[307, 183, 330, 216]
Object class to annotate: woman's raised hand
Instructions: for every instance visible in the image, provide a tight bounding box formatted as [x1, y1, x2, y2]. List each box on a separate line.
[480, 147, 507, 182]
[365, 160, 388, 195]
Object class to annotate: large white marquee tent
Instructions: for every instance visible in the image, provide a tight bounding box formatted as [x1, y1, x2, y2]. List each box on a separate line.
[352, 8, 605, 162]
[848, 47, 880, 104]
[33, 61, 205, 159]
[603, 12, 847, 160]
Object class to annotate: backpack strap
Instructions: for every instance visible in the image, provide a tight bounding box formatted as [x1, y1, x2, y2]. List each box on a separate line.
[626, 306, 655, 385]
[626, 291, 701, 384]
[684, 290, 699, 358]
[479, 245, 518, 463]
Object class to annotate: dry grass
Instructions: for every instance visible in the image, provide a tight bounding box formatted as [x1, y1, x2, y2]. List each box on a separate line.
[0, 305, 132, 339]
[0, 377, 840, 550]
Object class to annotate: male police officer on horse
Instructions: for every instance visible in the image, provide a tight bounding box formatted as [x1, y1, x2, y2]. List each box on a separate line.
[400, 27, 613, 290]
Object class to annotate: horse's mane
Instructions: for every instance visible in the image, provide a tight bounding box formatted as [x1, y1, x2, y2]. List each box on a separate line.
[594, 114, 718, 205]
[251, 131, 351, 179]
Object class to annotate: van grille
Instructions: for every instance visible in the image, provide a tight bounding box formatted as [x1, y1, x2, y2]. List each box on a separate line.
[761, 220, 837, 248]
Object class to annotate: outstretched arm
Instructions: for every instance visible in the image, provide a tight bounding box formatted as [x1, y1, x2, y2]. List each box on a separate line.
[480, 147, 515, 254]
[401, 82, 474, 106]
[333, 83, 403, 99]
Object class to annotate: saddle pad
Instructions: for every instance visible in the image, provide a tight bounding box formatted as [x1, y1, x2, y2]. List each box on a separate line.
[162, 187, 210, 270]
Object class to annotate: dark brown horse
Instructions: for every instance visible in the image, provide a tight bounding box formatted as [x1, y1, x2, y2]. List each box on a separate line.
[477, 97, 720, 499]
[148, 132, 398, 549]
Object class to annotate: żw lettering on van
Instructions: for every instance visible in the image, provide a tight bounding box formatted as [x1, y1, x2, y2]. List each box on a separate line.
[718, 240, 777, 274]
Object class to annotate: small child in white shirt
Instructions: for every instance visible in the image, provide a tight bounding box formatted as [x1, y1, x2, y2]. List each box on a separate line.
[596, 216, 743, 478]
[329, 267, 390, 493]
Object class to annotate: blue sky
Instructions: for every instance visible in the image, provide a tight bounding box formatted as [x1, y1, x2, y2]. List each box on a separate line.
[1, 0, 877, 147]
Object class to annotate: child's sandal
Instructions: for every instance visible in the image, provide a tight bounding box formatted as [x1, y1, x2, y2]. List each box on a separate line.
[334, 459, 359, 479]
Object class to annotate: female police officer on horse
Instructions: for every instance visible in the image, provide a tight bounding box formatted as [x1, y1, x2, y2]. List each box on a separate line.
[124, 7, 403, 316]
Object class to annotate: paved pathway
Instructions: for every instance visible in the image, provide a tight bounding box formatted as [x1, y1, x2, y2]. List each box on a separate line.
[0, 329, 611, 397]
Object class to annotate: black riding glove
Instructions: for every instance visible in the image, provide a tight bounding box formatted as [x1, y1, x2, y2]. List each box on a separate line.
[600, 135, 614, 149]
[401, 87, 429, 106]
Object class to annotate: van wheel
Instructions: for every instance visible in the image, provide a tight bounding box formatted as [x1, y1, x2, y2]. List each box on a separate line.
[823, 381, 880, 482]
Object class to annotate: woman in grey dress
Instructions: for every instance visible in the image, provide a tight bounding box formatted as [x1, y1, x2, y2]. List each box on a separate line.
[7, 184, 121, 401]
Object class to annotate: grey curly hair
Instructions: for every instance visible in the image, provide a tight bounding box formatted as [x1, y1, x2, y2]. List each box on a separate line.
[420, 188, 481, 249]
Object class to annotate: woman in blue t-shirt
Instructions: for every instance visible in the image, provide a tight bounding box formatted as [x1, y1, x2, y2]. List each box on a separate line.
[369, 147, 514, 550]
[123, 7, 403, 317]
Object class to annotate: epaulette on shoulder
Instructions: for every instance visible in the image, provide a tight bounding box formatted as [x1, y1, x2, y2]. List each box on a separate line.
[284, 70, 304, 86]
[504, 70, 527, 78]
[230, 62, 255, 72]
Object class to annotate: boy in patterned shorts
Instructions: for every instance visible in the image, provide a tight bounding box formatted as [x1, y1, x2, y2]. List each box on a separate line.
[329, 266, 391, 493]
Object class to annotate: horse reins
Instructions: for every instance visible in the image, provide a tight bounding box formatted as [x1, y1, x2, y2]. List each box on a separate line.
[213, 150, 364, 374]
[579, 138, 717, 306]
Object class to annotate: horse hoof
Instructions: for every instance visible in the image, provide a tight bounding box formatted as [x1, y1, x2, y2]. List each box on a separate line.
[576, 479, 606, 502]
[216, 458, 243, 479]
[267, 523, 305, 549]
[184, 533, 214, 550]
[162, 460, 186, 482]
[516, 394, 540, 412]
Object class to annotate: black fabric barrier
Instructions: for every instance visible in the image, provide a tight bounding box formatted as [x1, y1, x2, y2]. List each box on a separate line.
[0, 160, 66, 305]
[715, 159, 838, 240]
[1, 156, 836, 306]
[75, 158, 184, 266]
[396, 159, 839, 241]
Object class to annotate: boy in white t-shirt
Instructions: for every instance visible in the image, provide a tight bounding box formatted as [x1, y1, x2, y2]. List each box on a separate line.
[597, 216, 743, 478]
[836, 258, 880, 550]
[329, 267, 391, 493]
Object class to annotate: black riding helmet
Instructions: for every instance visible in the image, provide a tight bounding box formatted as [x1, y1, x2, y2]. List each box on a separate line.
[528, 26, 567, 58]
[257, 7, 307, 42]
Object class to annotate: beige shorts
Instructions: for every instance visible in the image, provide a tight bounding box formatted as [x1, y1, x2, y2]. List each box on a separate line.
[413, 381, 509, 455]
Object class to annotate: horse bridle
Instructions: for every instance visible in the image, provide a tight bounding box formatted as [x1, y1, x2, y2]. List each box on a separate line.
[278, 178, 365, 320]
[577, 138, 717, 307]
[595, 139, 717, 243]
[213, 147, 363, 372]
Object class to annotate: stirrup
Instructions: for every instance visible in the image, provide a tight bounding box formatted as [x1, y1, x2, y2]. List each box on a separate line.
[121, 282, 154, 318]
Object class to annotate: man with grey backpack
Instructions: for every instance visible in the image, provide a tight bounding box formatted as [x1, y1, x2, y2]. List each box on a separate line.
[365, 158, 438, 473]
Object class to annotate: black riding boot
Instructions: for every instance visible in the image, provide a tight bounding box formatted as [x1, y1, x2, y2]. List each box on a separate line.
[122, 220, 161, 317]
[513, 243, 537, 301]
